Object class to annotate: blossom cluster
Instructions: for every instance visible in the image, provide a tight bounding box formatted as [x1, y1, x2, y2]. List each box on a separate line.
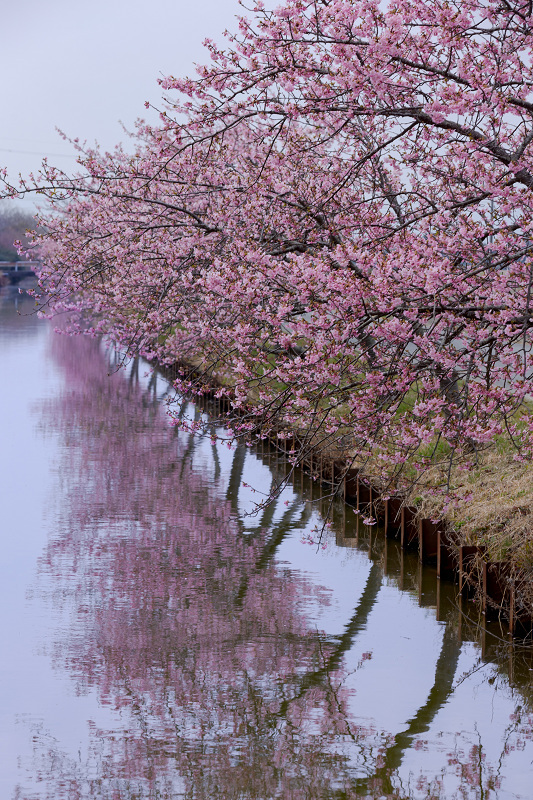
[7, 0, 533, 492]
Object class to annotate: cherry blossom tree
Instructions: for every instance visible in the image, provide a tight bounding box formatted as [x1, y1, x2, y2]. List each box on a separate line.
[7, 0, 533, 496]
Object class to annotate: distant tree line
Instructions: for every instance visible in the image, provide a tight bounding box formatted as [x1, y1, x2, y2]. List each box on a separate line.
[0, 203, 35, 261]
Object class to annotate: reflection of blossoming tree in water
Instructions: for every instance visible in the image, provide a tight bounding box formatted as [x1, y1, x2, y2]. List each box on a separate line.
[25, 334, 533, 800]
[32, 334, 377, 798]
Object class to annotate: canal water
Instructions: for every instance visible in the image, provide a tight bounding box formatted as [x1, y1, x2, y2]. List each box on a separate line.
[1, 284, 533, 799]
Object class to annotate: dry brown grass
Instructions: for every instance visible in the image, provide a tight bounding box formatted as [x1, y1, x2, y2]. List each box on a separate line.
[403, 448, 533, 568]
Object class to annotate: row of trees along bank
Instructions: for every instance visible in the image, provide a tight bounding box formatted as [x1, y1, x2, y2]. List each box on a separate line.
[3, 0, 533, 613]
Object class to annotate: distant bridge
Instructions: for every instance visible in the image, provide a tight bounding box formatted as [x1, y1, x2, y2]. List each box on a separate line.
[0, 261, 40, 284]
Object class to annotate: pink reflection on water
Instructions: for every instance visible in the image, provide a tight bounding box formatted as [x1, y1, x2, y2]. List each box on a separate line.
[29, 333, 369, 798]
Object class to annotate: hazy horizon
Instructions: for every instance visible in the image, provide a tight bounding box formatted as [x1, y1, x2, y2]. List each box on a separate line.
[1, 0, 249, 208]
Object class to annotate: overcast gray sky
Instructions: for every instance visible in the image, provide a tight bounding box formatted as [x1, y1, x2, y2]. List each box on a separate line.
[1, 0, 248, 205]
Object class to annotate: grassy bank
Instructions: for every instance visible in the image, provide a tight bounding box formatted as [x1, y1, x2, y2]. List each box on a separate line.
[155, 352, 533, 632]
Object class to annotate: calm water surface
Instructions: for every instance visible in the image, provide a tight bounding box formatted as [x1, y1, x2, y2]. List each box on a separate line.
[1, 285, 533, 799]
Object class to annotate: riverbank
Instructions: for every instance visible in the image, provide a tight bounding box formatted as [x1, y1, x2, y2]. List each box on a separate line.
[155, 355, 533, 638]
